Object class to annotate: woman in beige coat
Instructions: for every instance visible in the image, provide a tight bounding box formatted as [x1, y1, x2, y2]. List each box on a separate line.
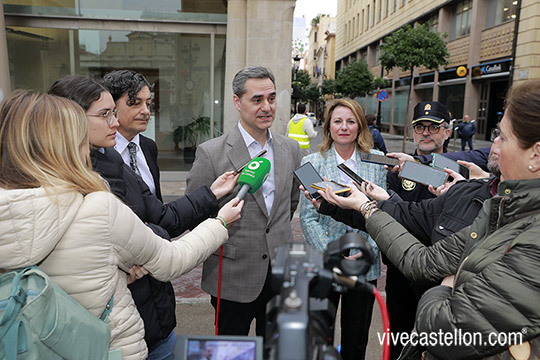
[0, 90, 244, 359]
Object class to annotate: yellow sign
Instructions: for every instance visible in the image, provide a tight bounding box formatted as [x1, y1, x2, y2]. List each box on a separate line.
[456, 66, 468, 77]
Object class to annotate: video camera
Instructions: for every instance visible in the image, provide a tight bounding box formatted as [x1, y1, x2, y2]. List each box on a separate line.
[264, 232, 375, 360]
[174, 233, 375, 360]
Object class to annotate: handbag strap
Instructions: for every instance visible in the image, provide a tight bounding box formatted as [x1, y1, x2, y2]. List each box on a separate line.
[0, 267, 34, 360]
[100, 295, 114, 321]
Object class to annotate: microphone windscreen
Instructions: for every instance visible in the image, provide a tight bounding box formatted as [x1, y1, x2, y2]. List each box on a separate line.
[238, 157, 271, 194]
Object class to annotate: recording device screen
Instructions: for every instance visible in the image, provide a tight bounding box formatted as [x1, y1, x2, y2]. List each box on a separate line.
[359, 152, 400, 167]
[431, 153, 470, 179]
[293, 162, 324, 200]
[235, 149, 268, 174]
[176, 335, 263, 360]
[310, 181, 351, 194]
[399, 161, 448, 188]
[337, 163, 365, 186]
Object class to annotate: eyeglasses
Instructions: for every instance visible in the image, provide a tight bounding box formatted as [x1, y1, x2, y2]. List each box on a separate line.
[412, 123, 446, 134]
[87, 108, 119, 127]
[490, 128, 500, 142]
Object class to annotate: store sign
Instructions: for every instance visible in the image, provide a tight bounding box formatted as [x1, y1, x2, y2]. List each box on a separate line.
[472, 59, 511, 77]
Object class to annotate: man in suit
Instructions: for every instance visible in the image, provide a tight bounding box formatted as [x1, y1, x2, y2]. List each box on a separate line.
[103, 70, 163, 200]
[186, 66, 302, 336]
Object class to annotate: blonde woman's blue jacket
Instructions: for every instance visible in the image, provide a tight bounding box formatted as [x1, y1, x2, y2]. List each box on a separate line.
[299, 146, 387, 281]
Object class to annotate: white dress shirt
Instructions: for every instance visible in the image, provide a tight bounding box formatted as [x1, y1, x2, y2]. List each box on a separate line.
[114, 132, 156, 195]
[238, 122, 275, 216]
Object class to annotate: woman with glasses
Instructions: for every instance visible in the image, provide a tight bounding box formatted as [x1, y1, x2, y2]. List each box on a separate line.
[299, 98, 387, 360]
[0, 90, 244, 360]
[315, 81, 540, 359]
[48, 75, 239, 360]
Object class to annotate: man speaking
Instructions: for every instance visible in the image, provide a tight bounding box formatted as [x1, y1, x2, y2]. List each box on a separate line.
[186, 66, 302, 336]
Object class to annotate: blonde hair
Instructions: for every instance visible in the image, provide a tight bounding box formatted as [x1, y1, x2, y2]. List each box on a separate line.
[0, 90, 108, 195]
[319, 98, 374, 155]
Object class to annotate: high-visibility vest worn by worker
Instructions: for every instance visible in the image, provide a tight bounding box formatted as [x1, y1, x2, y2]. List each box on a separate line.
[287, 117, 310, 149]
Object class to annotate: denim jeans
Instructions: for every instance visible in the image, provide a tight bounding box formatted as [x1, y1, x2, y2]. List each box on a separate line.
[148, 330, 176, 360]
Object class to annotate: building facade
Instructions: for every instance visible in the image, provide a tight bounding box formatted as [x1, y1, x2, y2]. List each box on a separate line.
[306, 14, 336, 84]
[1, 0, 296, 173]
[336, 0, 540, 140]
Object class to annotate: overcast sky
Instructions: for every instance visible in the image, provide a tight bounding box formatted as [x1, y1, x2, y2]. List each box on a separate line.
[293, 0, 336, 23]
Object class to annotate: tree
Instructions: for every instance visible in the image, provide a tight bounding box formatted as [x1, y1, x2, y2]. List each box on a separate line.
[321, 79, 337, 96]
[302, 83, 321, 103]
[379, 23, 449, 150]
[336, 59, 373, 99]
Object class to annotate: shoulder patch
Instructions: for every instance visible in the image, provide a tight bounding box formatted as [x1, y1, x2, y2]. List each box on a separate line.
[401, 179, 417, 191]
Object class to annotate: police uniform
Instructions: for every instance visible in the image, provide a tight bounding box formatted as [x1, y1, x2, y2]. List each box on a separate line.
[384, 101, 451, 360]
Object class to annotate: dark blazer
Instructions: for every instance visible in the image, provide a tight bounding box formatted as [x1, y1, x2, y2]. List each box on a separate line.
[140, 134, 162, 201]
[186, 125, 302, 303]
[90, 148, 219, 348]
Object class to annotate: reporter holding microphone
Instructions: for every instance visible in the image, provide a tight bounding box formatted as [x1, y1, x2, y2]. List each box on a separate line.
[186, 66, 302, 337]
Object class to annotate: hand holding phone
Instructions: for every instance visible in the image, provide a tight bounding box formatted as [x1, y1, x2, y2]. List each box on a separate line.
[431, 153, 470, 179]
[337, 163, 365, 186]
[310, 180, 351, 195]
[293, 162, 324, 200]
[399, 161, 448, 188]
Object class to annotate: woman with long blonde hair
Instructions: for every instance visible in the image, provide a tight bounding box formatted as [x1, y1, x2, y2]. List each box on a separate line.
[0, 90, 244, 359]
[299, 98, 387, 360]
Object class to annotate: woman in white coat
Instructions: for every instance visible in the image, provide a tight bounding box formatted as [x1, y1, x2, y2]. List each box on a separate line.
[0, 90, 244, 359]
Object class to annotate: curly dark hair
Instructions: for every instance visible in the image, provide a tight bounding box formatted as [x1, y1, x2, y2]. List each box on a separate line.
[103, 70, 153, 105]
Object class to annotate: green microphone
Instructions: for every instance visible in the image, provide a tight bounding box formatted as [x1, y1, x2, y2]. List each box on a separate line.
[236, 157, 271, 200]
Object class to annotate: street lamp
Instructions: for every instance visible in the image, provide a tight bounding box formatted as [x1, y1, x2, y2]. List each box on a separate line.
[292, 55, 302, 114]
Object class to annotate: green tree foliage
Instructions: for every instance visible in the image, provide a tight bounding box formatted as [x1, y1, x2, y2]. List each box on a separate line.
[336, 60, 373, 98]
[321, 79, 337, 95]
[379, 23, 449, 73]
[378, 23, 449, 151]
[372, 76, 387, 91]
[302, 83, 321, 103]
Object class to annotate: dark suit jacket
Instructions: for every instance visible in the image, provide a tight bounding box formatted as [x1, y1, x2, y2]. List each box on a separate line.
[140, 134, 162, 201]
[185, 125, 302, 303]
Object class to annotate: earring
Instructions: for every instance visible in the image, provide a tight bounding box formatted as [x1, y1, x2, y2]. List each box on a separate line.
[529, 165, 533, 171]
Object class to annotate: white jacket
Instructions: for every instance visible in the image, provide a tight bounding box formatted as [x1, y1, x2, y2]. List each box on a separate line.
[0, 187, 228, 359]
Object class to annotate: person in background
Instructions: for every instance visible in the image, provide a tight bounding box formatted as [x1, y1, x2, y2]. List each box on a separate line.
[49, 75, 238, 360]
[287, 102, 318, 157]
[0, 90, 244, 360]
[458, 114, 477, 151]
[365, 113, 387, 154]
[384, 100, 451, 359]
[103, 70, 162, 200]
[314, 79, 540, 360]
[300, 99, 387, 360]
[186, 66, 302, 337]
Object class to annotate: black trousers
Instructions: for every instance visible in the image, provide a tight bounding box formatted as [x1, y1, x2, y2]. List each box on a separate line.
[329, 280, 377, 360]
[384, 262, 420, 360]
[210, 265, 275, 337]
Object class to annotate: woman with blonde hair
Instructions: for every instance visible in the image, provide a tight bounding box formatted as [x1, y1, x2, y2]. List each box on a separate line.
[0, 90, 244, 359]
[299, 98, 387, 360]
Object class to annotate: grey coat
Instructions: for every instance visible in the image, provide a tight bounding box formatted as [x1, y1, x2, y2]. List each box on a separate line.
[366, 178, 540, 359]
[186, 125, 302, 302]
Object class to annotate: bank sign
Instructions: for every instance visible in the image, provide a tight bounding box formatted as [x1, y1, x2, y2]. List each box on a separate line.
[472, 59, 511, 77]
